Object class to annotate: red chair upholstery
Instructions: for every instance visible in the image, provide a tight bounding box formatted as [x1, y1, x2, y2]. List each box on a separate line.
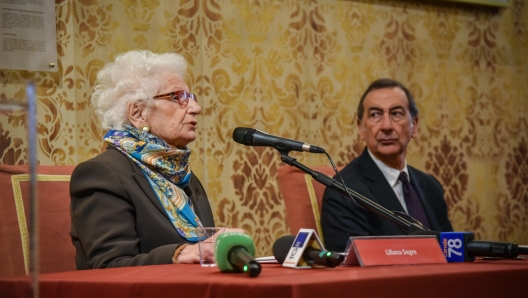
[0, 165, 76, 278]
[277, 165, 342, 243]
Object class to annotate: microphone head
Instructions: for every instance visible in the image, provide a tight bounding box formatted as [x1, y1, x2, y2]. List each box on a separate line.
[214, 232, 256, 272]
[272, 235, 295, 264]
[232, 127, 256, 146]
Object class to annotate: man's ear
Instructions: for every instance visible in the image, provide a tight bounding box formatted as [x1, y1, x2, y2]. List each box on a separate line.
[411, 116, 419, 138]
[358, 118, 365, 140]
[127, 101, 146, 129]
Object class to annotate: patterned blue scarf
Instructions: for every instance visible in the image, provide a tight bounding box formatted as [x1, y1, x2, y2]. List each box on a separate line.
[104, 125, 203, 241]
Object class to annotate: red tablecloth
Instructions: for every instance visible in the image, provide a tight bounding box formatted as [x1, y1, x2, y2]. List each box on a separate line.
[1, 259, 527, 298]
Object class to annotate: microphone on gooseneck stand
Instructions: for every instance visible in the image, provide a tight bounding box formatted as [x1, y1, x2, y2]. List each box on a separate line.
[214, 232, 261, 277]
[232, 127, 326, 154]
[272, 235, 344, 267]
[232, 127, 528, 264]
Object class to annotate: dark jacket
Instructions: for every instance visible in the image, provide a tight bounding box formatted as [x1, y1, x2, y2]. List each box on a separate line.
[321, 148, 453, 252]
[70, 146, 215, 269]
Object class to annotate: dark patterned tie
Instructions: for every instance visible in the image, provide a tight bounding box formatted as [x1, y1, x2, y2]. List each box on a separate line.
[398, 172, 430, 229]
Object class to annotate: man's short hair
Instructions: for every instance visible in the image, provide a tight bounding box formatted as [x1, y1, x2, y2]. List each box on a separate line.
[357, 78, 419, 121]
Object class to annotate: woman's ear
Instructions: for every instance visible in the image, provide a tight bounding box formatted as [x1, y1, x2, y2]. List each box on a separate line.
[127, 101, 146, 129]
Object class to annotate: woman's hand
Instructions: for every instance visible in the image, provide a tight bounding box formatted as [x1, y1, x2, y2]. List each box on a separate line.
[175, 244, 201, 264]
[174, 228, 246, 264]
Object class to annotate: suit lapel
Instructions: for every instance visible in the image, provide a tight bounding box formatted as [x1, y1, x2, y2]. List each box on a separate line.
[408, 169, 440, 231]
[359, 150, 406, 213]
[132, 169, 168, 216]
[106, 146, 169, 218]
[358, 150, 408, 233]
[132, 166, 206, 224]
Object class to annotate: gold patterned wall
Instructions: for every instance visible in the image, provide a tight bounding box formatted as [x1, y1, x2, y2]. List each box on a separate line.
[1, 0, 527, 256]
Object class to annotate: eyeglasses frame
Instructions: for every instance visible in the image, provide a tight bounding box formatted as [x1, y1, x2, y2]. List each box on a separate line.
[152, 90, 197, 106]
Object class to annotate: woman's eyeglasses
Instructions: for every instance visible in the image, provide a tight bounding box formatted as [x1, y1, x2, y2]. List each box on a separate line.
[152, 90, 197, 106]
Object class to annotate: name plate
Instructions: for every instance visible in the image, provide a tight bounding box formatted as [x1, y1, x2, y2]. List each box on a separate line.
[343, 235, 447, 267]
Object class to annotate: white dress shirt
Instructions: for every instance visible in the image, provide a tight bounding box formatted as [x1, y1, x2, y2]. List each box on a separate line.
[367, 149, 410, 213]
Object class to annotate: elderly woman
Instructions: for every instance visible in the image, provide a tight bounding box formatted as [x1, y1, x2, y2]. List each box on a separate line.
[70, 50, 215, 269]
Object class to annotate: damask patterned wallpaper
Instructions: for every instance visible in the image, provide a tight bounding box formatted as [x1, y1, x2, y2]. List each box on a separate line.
[1, 0, 527, 256]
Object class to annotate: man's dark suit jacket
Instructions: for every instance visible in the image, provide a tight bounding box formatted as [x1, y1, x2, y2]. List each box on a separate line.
[321, 148, 453, 252]
[70, 146, 215, 269]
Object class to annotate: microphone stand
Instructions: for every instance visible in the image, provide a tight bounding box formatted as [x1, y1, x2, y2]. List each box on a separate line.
[279, 153, 428, 235]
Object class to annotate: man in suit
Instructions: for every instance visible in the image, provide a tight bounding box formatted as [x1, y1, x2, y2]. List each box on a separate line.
[320, 78, 453, 252]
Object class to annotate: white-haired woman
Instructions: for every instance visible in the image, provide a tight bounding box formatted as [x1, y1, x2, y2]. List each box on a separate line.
[70, 50, 215, 269]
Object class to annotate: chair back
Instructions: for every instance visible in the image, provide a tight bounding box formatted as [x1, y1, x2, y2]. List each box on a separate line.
[0, 165, 76, 278]
[277, 165, 342, 243]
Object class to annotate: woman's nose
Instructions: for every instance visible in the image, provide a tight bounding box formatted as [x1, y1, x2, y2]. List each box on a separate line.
[187, 97, 201, 114]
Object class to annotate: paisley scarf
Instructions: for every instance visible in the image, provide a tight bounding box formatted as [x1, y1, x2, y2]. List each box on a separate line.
[104, 125, 203, 241]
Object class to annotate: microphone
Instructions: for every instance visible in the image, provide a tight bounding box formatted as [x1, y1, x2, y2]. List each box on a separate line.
[272, 235, 344, 267]
[232, 127, 325, 154]
[272, 235, 295, 264]
[214, 232, 262, 277]
[440, 232, 528, 262]
[412, 231, 528, 262]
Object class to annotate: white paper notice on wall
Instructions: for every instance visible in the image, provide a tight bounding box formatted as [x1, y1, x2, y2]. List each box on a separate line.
[0, 0, 57, 72]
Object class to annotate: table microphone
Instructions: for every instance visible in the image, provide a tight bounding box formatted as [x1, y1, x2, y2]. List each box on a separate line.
[272, 235, 344, 267]
[214, 232, 261, 277]
[412, 230, 528, 262]
[272, 235, 295, 264]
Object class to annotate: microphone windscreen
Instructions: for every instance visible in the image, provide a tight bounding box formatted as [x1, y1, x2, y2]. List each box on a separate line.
[214, 232, 256, 272]
[232, 127, 255, 145]
[272, 235, 295, 264]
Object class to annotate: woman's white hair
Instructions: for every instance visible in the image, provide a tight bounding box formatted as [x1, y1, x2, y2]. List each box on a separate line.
[91, 50, 187, 130]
